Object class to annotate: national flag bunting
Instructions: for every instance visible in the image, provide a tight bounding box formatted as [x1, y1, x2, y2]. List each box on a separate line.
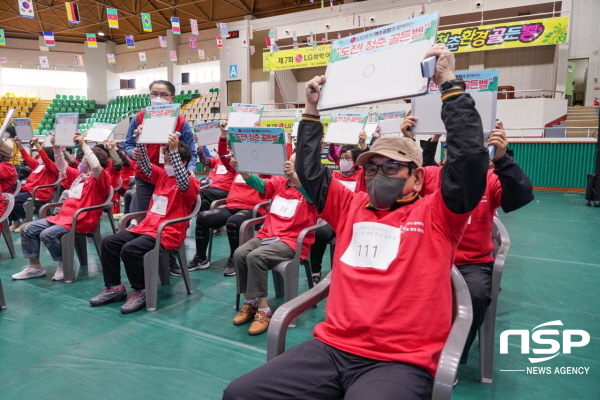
[198, 49, 205, 59]
[107, 54, 116, 64]
[216, 37, 223, 49]
[139, 52, 147, 62]
[189, 37, 197, 49]
[106, 8, 119, 29]
[86, 33, 97, 48]
[158, 36, 167, 49]
[65, 2, 80, 24]
[0, 30, 6, 46]
[190, 19, 199, 35]
[171, 17, 181, 34]
[125, 35, 135, 49]
[74, 55, 84, 66]
[169, 50, 177, 61]
[18, 0, 35, 19]
[43, 31, 55, 47]
[265, 37, 273, 48]
[141, 13, 152, 32]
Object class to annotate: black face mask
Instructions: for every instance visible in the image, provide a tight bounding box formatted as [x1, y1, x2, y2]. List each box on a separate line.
[366, 174, 407, 210]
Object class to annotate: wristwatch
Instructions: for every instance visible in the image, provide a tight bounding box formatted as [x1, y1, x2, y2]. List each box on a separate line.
[440, 79, 466, 92]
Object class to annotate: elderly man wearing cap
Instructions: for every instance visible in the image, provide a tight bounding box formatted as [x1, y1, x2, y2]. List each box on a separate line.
[222, 45, 489, 400]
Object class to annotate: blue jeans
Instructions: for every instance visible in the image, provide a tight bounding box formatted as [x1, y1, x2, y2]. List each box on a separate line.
[21, 219, 70, 261]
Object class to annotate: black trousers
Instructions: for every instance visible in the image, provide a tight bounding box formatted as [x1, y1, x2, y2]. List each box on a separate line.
[194, 208, 254, 259]
[223, 339, 433, 400]
[9, 190, 32, 222]
[200, 186, 229, 212]
[100, 230, 156, 291]
[309, 223, 335, 274]
[135, 177, 155, 212]
[458, 262, 493, 364]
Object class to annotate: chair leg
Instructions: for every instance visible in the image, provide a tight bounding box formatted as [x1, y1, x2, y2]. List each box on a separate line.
[0, 278, 7, 310]
[304, 260, 314, 289]
[61, 232, 77, 284]
[176, 247, 192, 295]
[158, 252, 170, 286]
[144, 251, 160, 311]
[272, 271, 284, 298]
[479, 305, 497, 384]
[91, 229, 103, 264]
[105, 209, 117, 234]
[74, 235, 88, 265]
[3, 223, 16, 258]
[234, 257, 241, 311]
[24, 200, 33, 222]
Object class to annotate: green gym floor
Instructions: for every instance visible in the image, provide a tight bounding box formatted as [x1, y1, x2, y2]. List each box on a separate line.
[0, 190, 599, 400]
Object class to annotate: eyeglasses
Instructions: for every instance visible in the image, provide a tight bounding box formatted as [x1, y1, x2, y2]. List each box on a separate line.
[364, 161, 411, 176]
[149, 92, 173, 99]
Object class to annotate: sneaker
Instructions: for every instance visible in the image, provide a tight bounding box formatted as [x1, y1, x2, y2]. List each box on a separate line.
[233, 303, 257, 326]
[248, 311, 272, 336]
[9, 221, 22, 232]
[120, 291, 147, 314]
[52, 263, 64, 281]
[12, 265, 47, 280]
[311, 273, 322, 286]
[223, 258, 235, 276]
[170, 266, 183, 277]
[90, 285, 127, 307]
[188, 254, 210, 271]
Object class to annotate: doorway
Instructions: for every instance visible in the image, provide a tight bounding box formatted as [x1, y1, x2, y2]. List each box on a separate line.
[227, 80, 242, 106]
[567, 58, 589, 106]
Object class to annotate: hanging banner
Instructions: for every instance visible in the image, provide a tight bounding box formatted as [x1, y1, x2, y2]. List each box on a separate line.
[39, 56, 49, 69]
[198, 49, 205, 59]
[141, 13, 152, 32]
[189, 37, 197, 49]
[0, 30, 6, 46]
[171, 17, 181, 34]
[158, 36, 167, 49]
[74, 55, 84, 66]
[86, 33, 97, 48]
[263, 45, 331, 71]
[0, 58, 7, 64]
[218, 22, 229, 37]
[249, 45, 255, 56]
[436, 16, 569, 53]
[106, 8, 119, 29]
[107, 54, 116, 64]
[139, 52, 147, 62]
[43, 31, 55, 47]
[190, 19, 199, 35]
[248, 25, 254, 40]
[18, 0, 35, 19]
[216, 37, 223, 49]
[125, 35, 135, 49]
[65, 2, 80, 24]
[169, 50, 178, 62]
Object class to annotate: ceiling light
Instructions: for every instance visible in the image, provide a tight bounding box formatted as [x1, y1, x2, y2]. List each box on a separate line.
[98, 30, 105, 37]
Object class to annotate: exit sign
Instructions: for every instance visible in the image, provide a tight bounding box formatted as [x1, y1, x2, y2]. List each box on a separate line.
[226, 30, 240, 39]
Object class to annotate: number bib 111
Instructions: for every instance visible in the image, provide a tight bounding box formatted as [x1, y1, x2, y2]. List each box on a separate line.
[340, 222, 401, 270]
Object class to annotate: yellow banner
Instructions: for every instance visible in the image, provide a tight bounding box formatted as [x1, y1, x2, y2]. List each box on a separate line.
[436, 16, 569, 53]
[263, 45, 331, 71]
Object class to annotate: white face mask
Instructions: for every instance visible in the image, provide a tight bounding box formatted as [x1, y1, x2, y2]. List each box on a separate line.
[151, 96, 171, 106]
[164, 165, 175, 177]
[339, 159, 354, 172]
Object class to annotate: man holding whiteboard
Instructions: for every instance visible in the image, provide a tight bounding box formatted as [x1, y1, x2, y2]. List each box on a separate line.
[124, 80, 197, 213]
[223, 45, 489, 400]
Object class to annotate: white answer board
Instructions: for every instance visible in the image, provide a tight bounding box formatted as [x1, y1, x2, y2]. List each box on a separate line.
[318, 40, 432, 111]
[231, 142, 288, 176]
[411, 91, 497, 135]
[324, 122, 365, 144]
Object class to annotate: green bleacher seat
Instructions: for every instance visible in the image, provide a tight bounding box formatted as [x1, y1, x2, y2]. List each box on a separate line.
[42, 130, 49, 135]
[33, 130, 39, 136]
[44, 124, 51, 130]
[61, 95, 67, 99]
[55, 94, 61, 99]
